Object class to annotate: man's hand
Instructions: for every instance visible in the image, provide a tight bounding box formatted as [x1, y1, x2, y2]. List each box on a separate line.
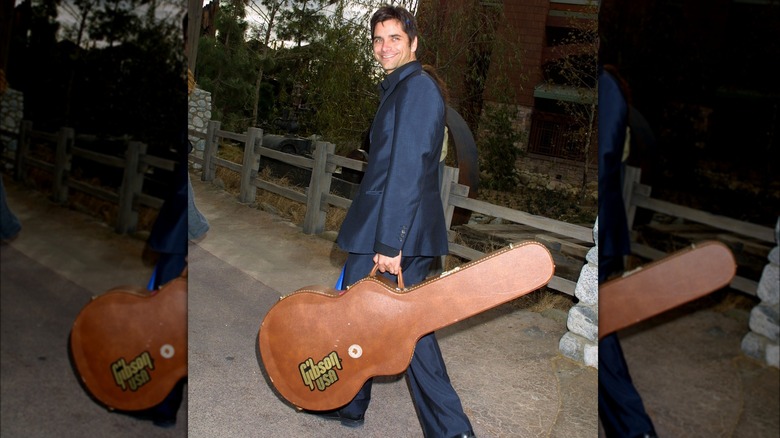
[374, 251, 402, 275]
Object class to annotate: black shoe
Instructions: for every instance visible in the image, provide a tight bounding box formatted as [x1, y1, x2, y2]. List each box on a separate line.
[119, 408, 176, 428]
[122, 381, 183, 428]
[450, 431, 476, 438]
[307, 409, 365, 428]
[152, 416, 177, 428]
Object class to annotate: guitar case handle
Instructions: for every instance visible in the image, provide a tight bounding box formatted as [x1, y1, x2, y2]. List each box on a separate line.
[369, 264, 405, 290]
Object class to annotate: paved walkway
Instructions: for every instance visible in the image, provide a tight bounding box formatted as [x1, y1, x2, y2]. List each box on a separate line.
[1, 174, 186, 437]
[610, 304, 779, 437]
[187, 176, 778, 438]
[3, 171, 777, 437]
[187, 176, 597, 438]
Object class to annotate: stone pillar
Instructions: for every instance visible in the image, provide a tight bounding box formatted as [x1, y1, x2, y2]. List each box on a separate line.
[559, 218, 599, 368]
[741, 217, 780, 368]
[188, 87, 212, 165]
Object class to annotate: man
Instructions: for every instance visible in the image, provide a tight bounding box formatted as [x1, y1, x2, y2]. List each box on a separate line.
[327, 6, 475, 438]
[598, 65, 657, 438]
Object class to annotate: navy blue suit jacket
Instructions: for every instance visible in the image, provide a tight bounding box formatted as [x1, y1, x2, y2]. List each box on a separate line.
[337, 61, 449, 257]
[598, 68, 631, 260]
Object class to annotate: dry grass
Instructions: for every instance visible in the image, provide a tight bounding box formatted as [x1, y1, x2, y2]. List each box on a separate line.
[23, 142, 158, 234]
[214, 166, 241, 192]
[478, 186, 597, 225]
[216, 141, 245, 162]
[215, 143, 347, 231]
[514, 287, 574, 312]
[709, 290, 758, 313]
[62, 181, 159, 233]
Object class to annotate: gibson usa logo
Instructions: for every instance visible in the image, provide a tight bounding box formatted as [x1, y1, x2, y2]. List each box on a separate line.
[299, 351, 342, 391]
[111, 351, 154, 391]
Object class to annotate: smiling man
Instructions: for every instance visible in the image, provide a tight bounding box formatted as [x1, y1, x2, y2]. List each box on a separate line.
[372, 14, 417, 74]
[328, 5, 476, 438]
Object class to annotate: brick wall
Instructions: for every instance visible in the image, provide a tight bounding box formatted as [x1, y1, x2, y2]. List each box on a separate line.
[497, 0, 549, 107]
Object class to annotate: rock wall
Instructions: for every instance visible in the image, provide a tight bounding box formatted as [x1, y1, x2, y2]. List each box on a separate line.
[741, 217, 780, 368]
[0, 88, 24, 163]
[188, 87, 212, 163]
[559, 219, 599, 368]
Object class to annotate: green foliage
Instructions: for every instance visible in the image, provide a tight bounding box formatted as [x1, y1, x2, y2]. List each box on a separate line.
[7, 0, 186, 149]
[196, 2, 259, 132]
[277, 0, 330, 47]
[303, 7, 379, 152]
[195, 0, 379, 149]
[193, 0, 519, 162]
[479, 105, 523, 191]
[89, 1, 143, 47]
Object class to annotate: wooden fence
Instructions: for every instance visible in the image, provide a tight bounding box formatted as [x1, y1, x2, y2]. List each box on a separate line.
[190, 120, 595, 297]
[622, 165, 776, 297]
[3, 121, 177, 234]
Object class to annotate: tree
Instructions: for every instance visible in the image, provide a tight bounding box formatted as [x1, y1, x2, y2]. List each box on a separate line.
[303, 0, 378, 151]
[7, 0, 186, 150]
[417, 0, 521, 134]
[196, 0, 379, 144]
[416, 0, 524, 190]
[196, 0, 258, 131]
[276, 0, 333, 47]
[88, 0, 144, 48]
[248, 0, 284, 128]
[196, 0, 523, 157]
[480, 104, 522, 190]
[544, 1, 598, 198]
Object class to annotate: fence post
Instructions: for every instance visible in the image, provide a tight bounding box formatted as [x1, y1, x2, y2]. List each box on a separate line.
[239, 127, 262, 203]
[14, 120, 32, 181]
[303, 141, 335, 235]
[622, 165, 643, 232]
[202, 120, 220, 181]
[51, 127, 74, 203]
[117, 141, 147, 234]
[440, 165, 460, 230]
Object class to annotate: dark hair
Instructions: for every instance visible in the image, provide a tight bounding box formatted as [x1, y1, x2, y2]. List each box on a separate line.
[370, 5, 418, 44]
[602, 64, 631, 107]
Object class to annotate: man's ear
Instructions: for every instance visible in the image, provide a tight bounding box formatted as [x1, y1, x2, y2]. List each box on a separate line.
[411, 36, 418, 54]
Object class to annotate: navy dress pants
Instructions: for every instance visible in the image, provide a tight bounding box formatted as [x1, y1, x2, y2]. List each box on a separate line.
[337, 253, 473, 438]
[0, 177, 22, 240]
[599, 255, 655, 437]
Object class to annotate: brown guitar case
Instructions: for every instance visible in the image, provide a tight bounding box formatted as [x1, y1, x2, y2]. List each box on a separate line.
[258, 241, 555, 411]
[599, 240, 737, 339]
[69, 275, 187, 411]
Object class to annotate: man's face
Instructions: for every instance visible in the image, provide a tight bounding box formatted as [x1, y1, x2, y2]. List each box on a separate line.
[372, 19, 417, 74]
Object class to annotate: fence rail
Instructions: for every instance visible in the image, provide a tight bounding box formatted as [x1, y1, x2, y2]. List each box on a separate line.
[190, 120, 595, 297]
[622, 165, 775, 296]
[3, 121, 177, 234]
